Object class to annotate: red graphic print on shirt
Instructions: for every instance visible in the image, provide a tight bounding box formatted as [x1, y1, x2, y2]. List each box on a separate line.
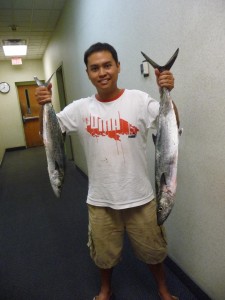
[85, 112, 139, 141]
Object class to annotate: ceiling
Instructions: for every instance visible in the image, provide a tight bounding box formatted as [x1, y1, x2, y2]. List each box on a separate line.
[0, 0, 67, 61]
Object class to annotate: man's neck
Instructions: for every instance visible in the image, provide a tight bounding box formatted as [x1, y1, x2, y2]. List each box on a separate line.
[96, 88, 123, 102]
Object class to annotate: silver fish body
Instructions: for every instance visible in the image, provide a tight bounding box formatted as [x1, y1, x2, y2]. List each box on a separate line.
[42, 103, 65, 197]
[154, 87, 179, 225]
[34, 73, 65, 197]
[141, 49, 180, 225]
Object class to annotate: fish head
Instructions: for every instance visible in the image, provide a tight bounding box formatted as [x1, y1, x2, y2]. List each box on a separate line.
[157, 192, 175, 225]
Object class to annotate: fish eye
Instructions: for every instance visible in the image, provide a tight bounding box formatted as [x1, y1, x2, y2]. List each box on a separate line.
[158, 206, 163, 212]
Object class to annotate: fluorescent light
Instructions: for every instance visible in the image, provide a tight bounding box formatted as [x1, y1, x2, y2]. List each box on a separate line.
[3, 45, 27, 56]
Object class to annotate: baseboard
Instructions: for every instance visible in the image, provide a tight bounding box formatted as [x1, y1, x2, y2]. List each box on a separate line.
[0, 151, 5, 167]
[5, 146, 26, 152]
[75, 165, 88, 179]
[0, 147, 27, 167]
[165, 257, 211, 299]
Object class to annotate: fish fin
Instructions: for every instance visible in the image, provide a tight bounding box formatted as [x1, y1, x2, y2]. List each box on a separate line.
[152, 134, 157, 145]
[141, 52, 160, 69]
[55, 161, 60, 171]
[163, 48, 179, 71]
[179, 128, 183, 136]
[160, 173, 167, 186]
[141, 48, 179, 72]
[34, 73, 55, 87]
[34, 76, 44, 87]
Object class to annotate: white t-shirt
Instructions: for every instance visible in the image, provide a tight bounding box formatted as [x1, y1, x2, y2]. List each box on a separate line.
[57, 89, 159, 209]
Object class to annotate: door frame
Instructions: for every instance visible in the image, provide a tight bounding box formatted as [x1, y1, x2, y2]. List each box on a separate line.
[56, 65, 74, 161]
[16, 80, 44, 148]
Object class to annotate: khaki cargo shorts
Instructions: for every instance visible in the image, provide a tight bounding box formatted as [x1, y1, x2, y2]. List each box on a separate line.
[87, 200, 167, 269]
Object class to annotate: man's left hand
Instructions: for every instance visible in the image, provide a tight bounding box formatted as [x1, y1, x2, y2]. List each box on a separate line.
[155, 69, 174, 91]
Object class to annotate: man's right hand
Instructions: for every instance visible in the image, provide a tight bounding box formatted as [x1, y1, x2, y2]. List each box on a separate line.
[35, 83, 52, 105]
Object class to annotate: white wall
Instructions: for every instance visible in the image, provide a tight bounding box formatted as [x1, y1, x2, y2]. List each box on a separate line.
[43, 0, 225, 299]
[0, 60, 44, 163]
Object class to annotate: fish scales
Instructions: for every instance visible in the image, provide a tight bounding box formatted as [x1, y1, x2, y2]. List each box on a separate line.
[155, 88, 179, 225]
[42, 103, 65, 198]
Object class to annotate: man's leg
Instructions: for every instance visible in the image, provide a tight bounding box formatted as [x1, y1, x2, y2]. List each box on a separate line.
[148, 263, 178, 300]
[94, 268, 113, 300]
[124, 201, 178, 299]
[88, 205, 123, 300]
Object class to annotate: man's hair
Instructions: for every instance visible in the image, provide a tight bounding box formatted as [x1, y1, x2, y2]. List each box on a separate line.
[84, 42, 119, 67]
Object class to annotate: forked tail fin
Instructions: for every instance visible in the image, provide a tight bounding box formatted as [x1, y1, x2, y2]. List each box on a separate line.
[141, 48, 179, 72]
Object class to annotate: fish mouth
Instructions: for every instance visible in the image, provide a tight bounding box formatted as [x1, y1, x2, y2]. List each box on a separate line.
[52, 185, 62, 198]
[156, 197, 175, 225]
[157, 218, 164, 226]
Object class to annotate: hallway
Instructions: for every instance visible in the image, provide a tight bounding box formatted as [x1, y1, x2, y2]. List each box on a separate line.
[0, 147, 207, 300]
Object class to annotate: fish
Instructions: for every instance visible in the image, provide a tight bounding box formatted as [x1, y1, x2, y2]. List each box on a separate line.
[141, 49, 181, 225]
[34, 74, 66, 198]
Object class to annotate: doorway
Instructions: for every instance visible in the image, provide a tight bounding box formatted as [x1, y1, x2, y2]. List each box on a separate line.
[17, 83, 43, 148]
[56, 66, 74, 160]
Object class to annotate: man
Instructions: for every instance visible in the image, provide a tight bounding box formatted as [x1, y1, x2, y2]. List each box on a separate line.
[35, 42, 179, 300]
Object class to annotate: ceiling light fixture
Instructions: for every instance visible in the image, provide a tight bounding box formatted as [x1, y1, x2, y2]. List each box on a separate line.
[2, 39, 27, 56]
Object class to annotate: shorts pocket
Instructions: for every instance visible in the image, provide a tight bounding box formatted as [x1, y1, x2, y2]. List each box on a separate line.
[87, 223, 96, 259]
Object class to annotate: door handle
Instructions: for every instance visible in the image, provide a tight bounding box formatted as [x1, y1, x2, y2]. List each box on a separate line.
[22, 116, 39, 123]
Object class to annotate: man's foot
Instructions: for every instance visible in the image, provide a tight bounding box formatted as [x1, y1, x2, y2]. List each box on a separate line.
[93, 292, 114, 300]
[158, 292, 179, 300]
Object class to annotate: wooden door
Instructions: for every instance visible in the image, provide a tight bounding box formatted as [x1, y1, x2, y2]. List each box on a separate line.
[17, 84, 43, 147]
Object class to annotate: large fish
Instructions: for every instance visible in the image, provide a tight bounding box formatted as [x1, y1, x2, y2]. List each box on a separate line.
[34, 74, 66, 198]
[141, 49, 180, 225]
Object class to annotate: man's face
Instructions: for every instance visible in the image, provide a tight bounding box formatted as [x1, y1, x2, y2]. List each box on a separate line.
[86, 50, 120, 95]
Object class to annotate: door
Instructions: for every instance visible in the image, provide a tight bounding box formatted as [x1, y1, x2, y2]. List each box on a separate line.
[56, 66, 74, 160]
[17, 84, 43, 148]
